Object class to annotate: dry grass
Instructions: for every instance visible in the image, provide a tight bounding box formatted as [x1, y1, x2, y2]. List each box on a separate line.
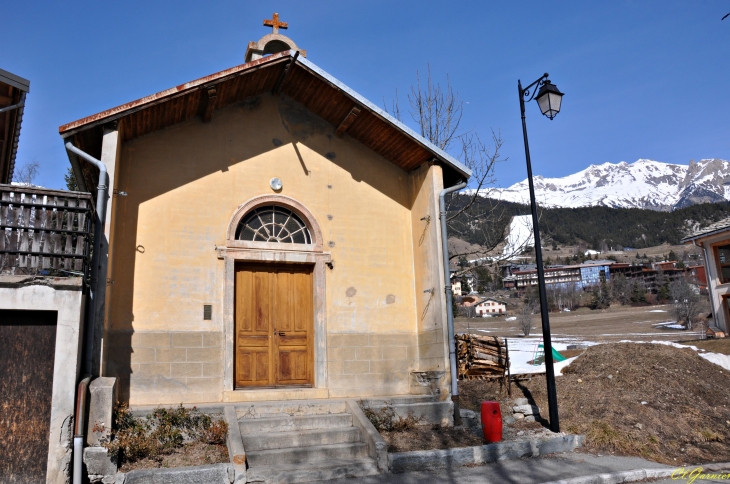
[381, 425, 484, 452]
[360, 401, 424, 432]
[118, 441, 229, 472]
[681, 338, 730, 355]
[520, 344, 730, 464]
[103, 404, 229, 471]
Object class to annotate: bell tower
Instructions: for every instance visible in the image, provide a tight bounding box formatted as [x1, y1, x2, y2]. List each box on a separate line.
[245, 13, 307, 62]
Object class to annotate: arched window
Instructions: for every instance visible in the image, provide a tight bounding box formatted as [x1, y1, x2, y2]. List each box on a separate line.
[235, 205, 312, 244]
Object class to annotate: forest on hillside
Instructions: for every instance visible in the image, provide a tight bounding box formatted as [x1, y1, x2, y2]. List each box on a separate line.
[449, 196, 730, 250]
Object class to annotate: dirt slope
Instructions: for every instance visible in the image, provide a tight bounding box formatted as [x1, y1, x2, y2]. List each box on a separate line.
[530, 343, 730, 464]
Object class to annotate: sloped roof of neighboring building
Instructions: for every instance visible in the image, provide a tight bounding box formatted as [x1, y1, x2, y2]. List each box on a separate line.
[0, 68, 30, 184]
[680, 217, 730, 243]
[477, 298, 507, 305]
[59, 51, 471, 196]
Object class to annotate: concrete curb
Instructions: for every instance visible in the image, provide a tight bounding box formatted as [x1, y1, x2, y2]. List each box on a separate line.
[541, 462, 730, 484]
[223, 406, 247, 483]
[347, 400, 389, 473]
[117, 463, 233, 483]
[389, 434, 585, 473]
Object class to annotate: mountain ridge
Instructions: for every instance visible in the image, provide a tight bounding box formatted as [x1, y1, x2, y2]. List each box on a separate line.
[486, 158, 730, 211]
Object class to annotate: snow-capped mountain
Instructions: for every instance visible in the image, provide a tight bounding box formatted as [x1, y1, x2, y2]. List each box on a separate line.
[487, 159, 730, 211]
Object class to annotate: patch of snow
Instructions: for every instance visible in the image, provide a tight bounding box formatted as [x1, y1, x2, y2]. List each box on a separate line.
[505, 337, 597, 375]
[648, 310, 667, 313]
[505, 317, 517, 321]
[502, 215, 534, 258]
[700, 352, 730, 372]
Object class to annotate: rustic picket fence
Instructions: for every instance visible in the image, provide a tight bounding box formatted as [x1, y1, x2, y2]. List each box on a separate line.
[0, 184, 94, 276]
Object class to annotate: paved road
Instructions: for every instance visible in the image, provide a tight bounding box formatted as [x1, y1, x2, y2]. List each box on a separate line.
[315, 452, 674, 484]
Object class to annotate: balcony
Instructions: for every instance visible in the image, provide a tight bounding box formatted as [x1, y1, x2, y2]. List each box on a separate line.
[0, 184, 94, 281]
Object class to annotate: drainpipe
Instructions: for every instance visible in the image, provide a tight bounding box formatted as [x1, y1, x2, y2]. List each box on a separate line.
[72, 376, 91, 484]
[0, 94, 25, 113]
[439, 180, 467, 426]
[64, 141, 108, 484]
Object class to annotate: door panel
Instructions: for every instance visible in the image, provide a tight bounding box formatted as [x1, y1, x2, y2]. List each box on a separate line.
[0, 310, 57, 484]
[235, 263, 313, 388]
[274, 266, 312, 385]
[235, 266, 272, 387]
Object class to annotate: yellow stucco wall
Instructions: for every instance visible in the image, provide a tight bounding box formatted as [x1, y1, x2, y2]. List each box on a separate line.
[104, 94, 447, 403]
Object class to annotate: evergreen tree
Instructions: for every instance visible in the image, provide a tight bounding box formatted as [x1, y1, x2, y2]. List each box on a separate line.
[630, 282, 647, 303]
[64, 167, 79, 191]
[460, 275, 471, 294]
[588, 281, 610, 310]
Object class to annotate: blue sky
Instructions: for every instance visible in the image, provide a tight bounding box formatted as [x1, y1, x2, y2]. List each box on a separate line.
[3, 1, 730, 190]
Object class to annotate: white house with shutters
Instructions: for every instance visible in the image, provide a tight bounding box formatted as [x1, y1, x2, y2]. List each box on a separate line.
[474, 298, 507, 317]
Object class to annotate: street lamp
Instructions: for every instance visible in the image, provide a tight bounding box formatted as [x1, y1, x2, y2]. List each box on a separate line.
[518, 73, 564, 433]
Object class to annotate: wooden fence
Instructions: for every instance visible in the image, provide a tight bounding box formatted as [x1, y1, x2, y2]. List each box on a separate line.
[0, 184, 94, 276]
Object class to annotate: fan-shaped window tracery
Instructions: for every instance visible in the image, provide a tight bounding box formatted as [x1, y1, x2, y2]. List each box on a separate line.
[235, 206, 312, 244]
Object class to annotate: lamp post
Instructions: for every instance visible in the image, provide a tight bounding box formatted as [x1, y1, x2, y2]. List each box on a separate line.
[518, 73, 564, 433]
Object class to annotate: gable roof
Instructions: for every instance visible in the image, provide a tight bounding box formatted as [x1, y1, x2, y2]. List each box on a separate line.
[680, 217, 730, 244]
[60, 51, 470, 195]
[0, 68, 30, 184]
[476, 298, 507, 306]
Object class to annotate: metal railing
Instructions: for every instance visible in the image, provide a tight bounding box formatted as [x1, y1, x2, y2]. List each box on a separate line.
[0, 184, 94, 280]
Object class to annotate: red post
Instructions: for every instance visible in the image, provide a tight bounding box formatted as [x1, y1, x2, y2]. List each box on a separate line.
[481, 401, 502, 443]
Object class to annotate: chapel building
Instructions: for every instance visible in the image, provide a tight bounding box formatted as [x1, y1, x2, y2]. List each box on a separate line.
[59, 17, 470, 405]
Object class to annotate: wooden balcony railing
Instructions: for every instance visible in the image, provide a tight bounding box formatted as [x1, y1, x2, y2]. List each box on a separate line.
[0, 184, 94, 277]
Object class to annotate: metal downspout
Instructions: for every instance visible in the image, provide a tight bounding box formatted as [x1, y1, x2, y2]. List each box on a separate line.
[72, 376, 91, 484]
[439, 180, 467, 426]
[64, 141, 108, 484]
[0, 96, 25, 114]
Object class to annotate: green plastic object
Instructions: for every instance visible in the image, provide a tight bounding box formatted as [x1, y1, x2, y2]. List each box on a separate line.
[551, 347, 567, 362]
[536, 344, 567, 363]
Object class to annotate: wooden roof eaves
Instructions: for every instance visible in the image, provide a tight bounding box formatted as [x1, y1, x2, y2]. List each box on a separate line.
[294, 56, 472, 180]
[58, 53, 292, 138]
[57, 50, 471, 182]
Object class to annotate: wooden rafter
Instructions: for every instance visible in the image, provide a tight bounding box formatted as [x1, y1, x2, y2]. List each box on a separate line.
[334, 106, 361, 137]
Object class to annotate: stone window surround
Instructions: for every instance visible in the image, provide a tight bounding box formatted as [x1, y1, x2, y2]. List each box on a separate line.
[217, 194, 331, 392]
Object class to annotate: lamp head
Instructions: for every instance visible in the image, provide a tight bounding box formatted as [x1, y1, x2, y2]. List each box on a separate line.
[535, 80, 564, 120]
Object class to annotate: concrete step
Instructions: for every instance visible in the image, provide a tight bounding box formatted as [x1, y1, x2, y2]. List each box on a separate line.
[236, 400, 348, 419]
[246, 458, 379, 484]
[241, 427, 362, 451]
[359, 395, 440, 406]
[238, 413, 353, 434]
[246, 442, 370, 467]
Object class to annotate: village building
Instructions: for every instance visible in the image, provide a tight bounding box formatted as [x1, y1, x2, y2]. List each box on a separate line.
[57, 20, 471, 410]
[474, 298, 507, 317]
[681, 218, 730, 333]
[503, 260, 612, 293]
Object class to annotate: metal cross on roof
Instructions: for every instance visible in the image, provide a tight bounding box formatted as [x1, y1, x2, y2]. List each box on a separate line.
[264, 13, 288, 34]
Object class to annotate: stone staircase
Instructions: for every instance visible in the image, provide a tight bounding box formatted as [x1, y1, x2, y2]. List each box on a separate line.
[237, 400, 381, 483]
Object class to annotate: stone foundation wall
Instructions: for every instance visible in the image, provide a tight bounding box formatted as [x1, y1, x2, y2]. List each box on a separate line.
[327, 333, 417, 398]
[106, 331, 223, 405]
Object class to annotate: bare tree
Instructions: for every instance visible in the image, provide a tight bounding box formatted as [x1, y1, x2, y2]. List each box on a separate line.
[670, 278, 702, 330]
[518, 296, 538, 336]
[386, 66, 525, 283]
[13, 160, 40, 186]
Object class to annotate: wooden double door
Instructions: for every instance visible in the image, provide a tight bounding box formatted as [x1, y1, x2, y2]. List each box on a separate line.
[235, 263, 314, 388]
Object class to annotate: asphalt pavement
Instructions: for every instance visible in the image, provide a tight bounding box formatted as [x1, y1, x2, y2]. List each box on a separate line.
[314, 452, 677, 484]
